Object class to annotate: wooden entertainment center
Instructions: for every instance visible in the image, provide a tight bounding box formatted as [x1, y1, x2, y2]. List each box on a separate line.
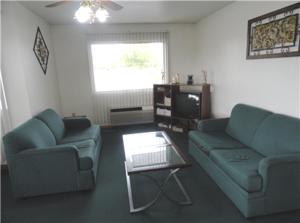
[153, 84, 211, 132]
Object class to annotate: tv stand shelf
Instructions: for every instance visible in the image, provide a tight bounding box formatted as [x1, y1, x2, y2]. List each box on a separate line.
[156, 103, 171, 108]
[153, 84, 211, 131]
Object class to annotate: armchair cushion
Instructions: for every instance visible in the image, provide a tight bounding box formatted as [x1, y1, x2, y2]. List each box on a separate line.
[210, 149, 264, 192]
[252, 114, 300, 156]
[225, 104, 272, 147]
[3, 119, 56, 155]
[59, 125, 100, 144]
[35, 109, 65, 142]
[189, 130, 244, 154]
[61, 139, 95, 149]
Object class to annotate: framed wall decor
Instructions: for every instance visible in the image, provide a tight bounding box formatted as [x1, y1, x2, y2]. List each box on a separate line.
[33, 27, 49, 74]
[247, 3, 300, 59]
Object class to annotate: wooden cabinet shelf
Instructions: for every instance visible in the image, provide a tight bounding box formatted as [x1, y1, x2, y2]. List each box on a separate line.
[156, 103, 171, 108]
[156, 114, 172, 118]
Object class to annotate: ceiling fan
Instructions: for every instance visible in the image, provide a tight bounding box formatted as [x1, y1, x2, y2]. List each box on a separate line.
[45, 0, 123, 23]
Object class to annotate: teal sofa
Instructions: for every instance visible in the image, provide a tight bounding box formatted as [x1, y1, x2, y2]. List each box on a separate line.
[3, 109, 102, 198]
[189, 104, 300, 217]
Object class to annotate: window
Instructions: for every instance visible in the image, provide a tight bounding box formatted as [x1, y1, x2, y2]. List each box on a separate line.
[90, 42, 166, 92]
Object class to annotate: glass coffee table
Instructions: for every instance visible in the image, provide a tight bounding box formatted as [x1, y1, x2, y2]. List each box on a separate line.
[122, 131, 192, 213]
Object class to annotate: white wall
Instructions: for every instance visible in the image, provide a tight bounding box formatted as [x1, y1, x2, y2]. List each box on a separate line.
[196, 1, 300, 118]
[51, 24, 197, 120]
[1, 1, 62, 128]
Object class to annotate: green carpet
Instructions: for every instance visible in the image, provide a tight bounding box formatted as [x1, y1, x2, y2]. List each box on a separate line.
[2, 124, 300, 223]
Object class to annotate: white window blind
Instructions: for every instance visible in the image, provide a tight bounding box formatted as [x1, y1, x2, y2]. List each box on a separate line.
[87, 32, 169, 125]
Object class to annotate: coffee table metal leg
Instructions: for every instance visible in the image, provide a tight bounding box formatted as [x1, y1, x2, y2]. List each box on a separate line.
[124, 163, 135, 212]
[124, 163, 192, 213]
[172, 171, 192, 205]
[125, 163, 159, 213]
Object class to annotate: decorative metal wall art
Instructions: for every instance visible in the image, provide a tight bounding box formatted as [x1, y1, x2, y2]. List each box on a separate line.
[247, 3, 300, 59]
[33, 27, 49, 74]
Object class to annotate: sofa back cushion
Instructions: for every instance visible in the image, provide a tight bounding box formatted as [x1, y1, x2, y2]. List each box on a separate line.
[251, 114, 300, 156]
[226, 104, 272, 147]
[3, 118, 56, 155]
[35, 109, 65, 142]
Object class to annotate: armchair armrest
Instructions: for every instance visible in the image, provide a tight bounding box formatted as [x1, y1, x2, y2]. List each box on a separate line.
[10, 146, 81, 197]
[63, 117, 91, 130]
[197, 118, 229, 132]
[16, 145, 79, 157]
[258, 154, 300, 194]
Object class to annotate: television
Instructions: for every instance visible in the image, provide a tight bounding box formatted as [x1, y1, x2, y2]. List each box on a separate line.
[174, 92, 201, 119]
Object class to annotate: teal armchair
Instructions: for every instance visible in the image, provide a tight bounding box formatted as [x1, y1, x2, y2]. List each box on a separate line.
[189, 104, 300, 217]
[3, 109, 102, 198]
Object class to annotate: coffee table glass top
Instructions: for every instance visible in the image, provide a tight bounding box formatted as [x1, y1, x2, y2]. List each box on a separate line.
[123, 131, 189, 174]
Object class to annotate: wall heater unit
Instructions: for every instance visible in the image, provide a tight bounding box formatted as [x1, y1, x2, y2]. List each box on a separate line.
[110, 106, 153, 126]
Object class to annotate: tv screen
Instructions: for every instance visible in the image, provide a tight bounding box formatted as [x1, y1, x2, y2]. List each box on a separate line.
[174, 92, 201, 119]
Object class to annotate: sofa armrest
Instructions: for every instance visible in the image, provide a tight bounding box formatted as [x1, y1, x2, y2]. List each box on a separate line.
[258, 154, 300, 194]
[197, 118, 229, 132]
[9, 146, 81, 197]
[63, 117, 91, 130]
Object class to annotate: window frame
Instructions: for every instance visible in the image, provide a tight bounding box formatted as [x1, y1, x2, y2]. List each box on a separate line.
[87, 38, 169, 94]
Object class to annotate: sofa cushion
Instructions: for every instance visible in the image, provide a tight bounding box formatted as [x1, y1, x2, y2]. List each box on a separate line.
[3, 119, 56, 155]
[251, 114, 300, 156]
[59, 139, 95, 149]
[189, 130, 245, 154]
[226, 104, 272, 147]
[210, 149, 264, 192]
[60, 125, 100, 144]
[35, 109, 65, 142]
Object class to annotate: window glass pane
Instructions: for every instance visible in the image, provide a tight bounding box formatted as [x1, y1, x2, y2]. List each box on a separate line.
[90, 43, 164, 92]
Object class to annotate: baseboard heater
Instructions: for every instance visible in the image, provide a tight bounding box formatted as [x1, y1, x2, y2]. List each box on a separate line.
[110, 106, 153, 126]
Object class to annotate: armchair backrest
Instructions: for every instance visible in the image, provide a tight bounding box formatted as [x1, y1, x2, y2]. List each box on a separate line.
[3, 118, 56, 156]
[226, 104, 273, 147]
[35, 109, 65, 142]
[251, 114, 300, 156]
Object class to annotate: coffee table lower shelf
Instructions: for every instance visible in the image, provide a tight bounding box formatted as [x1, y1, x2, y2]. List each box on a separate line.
[124, 162, 192, 213]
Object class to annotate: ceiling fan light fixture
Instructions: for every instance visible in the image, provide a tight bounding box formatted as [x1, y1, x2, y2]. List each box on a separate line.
[47, 1, 123, 23]
[95, 7, 109, 23]
[74, 5, 92, 23]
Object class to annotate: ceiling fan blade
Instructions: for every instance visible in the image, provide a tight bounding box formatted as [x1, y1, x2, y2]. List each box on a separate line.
[102, 0, 123, 11]
[45, 1, 70, 8]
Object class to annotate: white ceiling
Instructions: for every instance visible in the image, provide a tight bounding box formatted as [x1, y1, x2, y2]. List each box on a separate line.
[20, 1, 232, 25]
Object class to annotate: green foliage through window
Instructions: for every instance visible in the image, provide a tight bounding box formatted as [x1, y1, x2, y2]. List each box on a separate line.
[121, 45, 160, 68]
